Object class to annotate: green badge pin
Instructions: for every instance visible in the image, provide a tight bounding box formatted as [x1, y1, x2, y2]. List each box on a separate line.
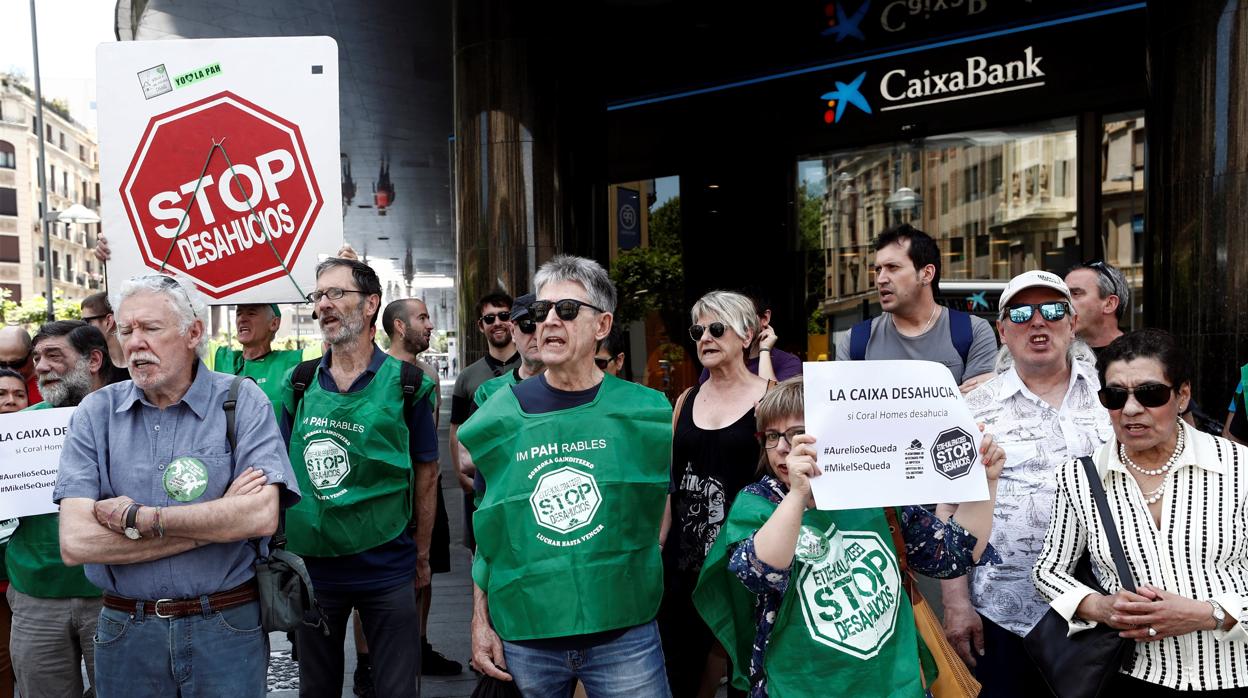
[163, 457, 209, 502]
[795, 525, 831, 564]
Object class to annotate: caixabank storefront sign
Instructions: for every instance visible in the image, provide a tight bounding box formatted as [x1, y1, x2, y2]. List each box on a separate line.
[606, 3, 1144, 170]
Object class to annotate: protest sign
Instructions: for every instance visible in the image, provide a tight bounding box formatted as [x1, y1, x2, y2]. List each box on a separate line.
[97, 37, 342, 303]
[0, 407, 74, 519]
[802, 360, 989, 510]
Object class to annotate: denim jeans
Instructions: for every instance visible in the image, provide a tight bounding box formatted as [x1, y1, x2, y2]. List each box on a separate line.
[503, 620, 671, 698]
[294, 581, 420, 698]
[93, 599, 268, 698]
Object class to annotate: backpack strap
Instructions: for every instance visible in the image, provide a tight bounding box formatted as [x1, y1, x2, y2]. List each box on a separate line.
[223, 375, 254, 454]
[849, 318, 873, 361]
[287, 358, 321, 419]
[948, 309, 973, 367]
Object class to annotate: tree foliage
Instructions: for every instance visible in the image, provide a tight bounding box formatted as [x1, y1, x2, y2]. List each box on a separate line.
[610, 196, 685, 325]
[0, 288, 82, 329]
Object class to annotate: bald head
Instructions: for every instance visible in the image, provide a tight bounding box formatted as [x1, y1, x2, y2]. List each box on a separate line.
[0, 326, 34, 379]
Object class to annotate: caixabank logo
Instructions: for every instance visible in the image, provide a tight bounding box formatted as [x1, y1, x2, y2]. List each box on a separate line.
[822, 1, 871, 42]
[821, 45, 1046, 125]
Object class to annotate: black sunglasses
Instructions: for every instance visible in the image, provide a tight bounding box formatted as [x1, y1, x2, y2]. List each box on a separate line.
[594, 357, 612, 370]
[528, 299, 604, 322]
[80, 314, 109, 323]
[0, 352, 30, 370]
[1098, 383, 1175, 410]
[480, 311, 511, 325]
[1004, 301, 1070, 324]
[689, 322, 727, 342]
[515, 318, 536, 334]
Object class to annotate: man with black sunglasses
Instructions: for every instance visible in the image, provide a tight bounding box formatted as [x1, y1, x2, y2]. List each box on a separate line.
[1065, 260, 1128, 362]
[938, 270, 1111, 698]
[450, 291, 521, 548]
[81, 292, 127, 372]
[461, 256, 673, 696]
[0, 326, 40, 406]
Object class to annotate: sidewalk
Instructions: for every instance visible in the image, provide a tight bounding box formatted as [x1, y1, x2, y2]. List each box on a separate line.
[267, 380, 478, 697]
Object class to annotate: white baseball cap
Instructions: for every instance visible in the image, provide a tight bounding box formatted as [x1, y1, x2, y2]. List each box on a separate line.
[998, 270, 1075, 313]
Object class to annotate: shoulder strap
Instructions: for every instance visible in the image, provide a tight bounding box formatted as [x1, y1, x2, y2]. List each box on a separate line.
[672, 386, 694, 433]
[288, 358, 321, 418]
[399, 360, 422, 420]
[1078, 456, 1136, 592]
[849, 318, 873, 361]
[883, 507, 918, 598]
[224, 375, 255, 453]
[948, 309, 973, 366]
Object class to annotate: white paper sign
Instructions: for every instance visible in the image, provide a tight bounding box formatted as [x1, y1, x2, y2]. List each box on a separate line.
[97, 37, 343, 304]
[802, 361, 989, 510]
[0, 407, 75, 519]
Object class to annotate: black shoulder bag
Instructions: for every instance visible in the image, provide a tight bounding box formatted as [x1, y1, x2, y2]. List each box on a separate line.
[224, 376, 328, 636]
[1023, 456, 1135, 698]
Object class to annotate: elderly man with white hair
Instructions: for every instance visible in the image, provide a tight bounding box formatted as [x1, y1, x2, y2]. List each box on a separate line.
[462, 255, 674, 696]
[53, 273, 300, 697]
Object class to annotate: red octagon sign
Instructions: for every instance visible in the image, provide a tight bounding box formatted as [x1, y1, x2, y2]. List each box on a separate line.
[120, 91, 322, 298]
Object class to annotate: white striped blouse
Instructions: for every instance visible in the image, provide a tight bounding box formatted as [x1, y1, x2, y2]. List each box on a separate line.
[1032, 420, 1248, 691]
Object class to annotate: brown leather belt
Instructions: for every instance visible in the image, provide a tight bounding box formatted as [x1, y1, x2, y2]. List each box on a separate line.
[103, 580, 258, 619]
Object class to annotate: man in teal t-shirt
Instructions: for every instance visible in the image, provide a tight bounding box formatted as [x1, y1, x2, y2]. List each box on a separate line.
[9, 320, 116, 698]
[212, 304, 304, 421]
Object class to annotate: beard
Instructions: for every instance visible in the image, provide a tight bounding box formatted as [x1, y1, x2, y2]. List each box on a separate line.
[402, 331, 429, 356]
[321, 300, 367, 346]
[487, 328, 513, 349]
[39, 356, 93, 407]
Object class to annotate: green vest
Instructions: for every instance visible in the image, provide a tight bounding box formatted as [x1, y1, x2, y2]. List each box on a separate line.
[694, 492, 927, 697]
[284, 356, 414, 557]
[6, 402, 99, 598]
[213, 347, 304, 421]
[461, 374, 672, 641]
[472, 368, 520, 409]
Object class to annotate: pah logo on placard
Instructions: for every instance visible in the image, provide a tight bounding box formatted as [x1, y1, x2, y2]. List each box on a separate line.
[530, 467, 602, 534]
[797, 529, 901, 659]
[930, 427, 975, 480]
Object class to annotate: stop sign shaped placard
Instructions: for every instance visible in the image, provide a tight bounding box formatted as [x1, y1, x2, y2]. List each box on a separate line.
[120, 91, 322, 298]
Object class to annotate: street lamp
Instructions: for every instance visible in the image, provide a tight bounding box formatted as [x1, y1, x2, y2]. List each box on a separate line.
[885, 186, 923, 223]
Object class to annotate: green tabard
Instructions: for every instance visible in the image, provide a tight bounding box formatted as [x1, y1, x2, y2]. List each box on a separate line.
[7, 403, 99, 597]
[460, 374, 672, 641]
[694, 492, 925, 697]
[472, 368, 519, 409]
[213, 347, 304, 420]
[283, 355, 413, 557]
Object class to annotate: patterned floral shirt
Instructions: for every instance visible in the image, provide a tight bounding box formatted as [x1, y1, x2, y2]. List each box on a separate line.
[728, 476, 999, 697]
[962, 359, 1111, 636]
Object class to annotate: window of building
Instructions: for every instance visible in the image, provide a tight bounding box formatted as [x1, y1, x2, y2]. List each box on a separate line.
[58, 133, 65, 151]
[799, 117, 1080, 325]
[0, 141, 14, 169]
[0, 284, 19, 303]
[52, 250, 60, 280]
[79, 144, 86, 162]
[0, 188, 16, 216]
[1102, 110, 1146, 331]
[46, 124, 52, 141]
[0, 235, 18, 263]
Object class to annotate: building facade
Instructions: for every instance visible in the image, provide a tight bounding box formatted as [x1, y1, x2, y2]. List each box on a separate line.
[0, 74, 102, 307]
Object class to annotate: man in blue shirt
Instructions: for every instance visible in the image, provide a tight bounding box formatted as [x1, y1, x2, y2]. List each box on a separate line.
[55, 273, 300, 697]
[281, 258, 439, 697]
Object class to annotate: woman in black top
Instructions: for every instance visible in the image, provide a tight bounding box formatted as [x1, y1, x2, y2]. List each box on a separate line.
[659, 291, 771, 698]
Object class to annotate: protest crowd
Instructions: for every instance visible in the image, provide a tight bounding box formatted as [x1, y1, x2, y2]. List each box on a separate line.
[0, 221, 1247, 698]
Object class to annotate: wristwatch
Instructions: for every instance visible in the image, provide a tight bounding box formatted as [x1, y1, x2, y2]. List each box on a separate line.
[123, 504, 143, 540]
[1208, 600, 1227, 631]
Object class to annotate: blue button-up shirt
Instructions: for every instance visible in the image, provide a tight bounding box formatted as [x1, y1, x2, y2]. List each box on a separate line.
[53, 362, 300, 600]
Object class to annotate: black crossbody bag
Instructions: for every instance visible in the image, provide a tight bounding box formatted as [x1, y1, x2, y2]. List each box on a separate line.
[1023, 456, 1135, 698]
[224, 376, 328, 636]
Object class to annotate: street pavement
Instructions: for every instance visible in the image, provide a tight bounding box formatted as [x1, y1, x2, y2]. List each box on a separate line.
[267, 379, 478, 697]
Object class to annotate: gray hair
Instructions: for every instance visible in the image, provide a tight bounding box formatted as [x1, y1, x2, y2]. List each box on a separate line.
[1070, 261, 1130, 320]
[533, 255, 617, 314]
[691, 290, 759, 343]
[111, 274, 209, 358]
